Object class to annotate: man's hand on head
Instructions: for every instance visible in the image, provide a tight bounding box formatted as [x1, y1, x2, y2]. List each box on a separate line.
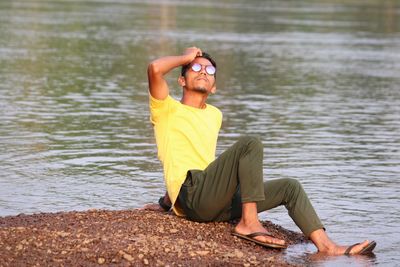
[183, 47, 202, 63]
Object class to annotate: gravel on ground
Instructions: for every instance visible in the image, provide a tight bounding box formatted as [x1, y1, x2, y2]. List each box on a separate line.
[0, 209, 308, 266]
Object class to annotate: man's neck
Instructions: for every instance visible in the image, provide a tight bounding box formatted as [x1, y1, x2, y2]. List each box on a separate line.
[181, 91, 208, 109]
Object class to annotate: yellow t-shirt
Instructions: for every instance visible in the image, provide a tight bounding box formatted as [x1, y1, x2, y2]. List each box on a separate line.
[149, 94, 222, 215]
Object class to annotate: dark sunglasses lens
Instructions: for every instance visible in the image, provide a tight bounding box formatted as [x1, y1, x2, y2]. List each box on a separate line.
[191, 63, 201, 72]
[206, 65, 216, 75]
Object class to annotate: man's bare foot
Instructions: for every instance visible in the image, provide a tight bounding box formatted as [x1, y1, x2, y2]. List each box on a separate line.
[310, 229, 376, 256]
[234, 220, 286, 247]
[321, 240, 375, 256]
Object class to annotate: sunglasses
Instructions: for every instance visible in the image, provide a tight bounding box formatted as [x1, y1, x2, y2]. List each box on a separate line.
[191, 63, 216, 76]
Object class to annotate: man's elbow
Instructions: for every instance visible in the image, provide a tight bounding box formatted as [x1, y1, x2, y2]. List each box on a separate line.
[147, 61, 161, 77]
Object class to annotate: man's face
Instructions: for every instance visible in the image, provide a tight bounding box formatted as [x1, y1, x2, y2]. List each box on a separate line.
[180, 57, 216, 94]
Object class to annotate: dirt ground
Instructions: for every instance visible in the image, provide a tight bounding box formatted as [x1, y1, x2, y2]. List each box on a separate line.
[0, 209, 308, 266]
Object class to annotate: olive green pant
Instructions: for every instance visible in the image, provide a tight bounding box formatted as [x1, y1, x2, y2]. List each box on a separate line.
[178, 136, 324, 237]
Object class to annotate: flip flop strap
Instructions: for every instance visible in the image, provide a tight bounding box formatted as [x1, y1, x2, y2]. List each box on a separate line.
[344, 243, 360, 255]
[247, 232, 273, 238]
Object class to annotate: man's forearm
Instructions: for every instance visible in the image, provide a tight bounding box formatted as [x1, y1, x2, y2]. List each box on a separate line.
[148, 55, 191, 76]
[148, 47, 202, 76]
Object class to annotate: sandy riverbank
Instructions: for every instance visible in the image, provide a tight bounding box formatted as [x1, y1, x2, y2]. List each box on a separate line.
[0, 209, 307, 266]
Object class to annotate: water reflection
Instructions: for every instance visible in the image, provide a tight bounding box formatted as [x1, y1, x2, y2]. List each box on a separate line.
[1, 0, 399, 265]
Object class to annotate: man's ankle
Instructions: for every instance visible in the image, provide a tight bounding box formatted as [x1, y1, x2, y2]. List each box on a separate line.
[238, 217, 261, 227]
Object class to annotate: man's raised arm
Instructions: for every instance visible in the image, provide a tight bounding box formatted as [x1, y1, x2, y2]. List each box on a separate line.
[147, 47, 202, 100]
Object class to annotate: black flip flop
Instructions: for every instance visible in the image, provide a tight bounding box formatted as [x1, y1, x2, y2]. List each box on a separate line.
[344, 241, 377, 255]
[232, 231, 288, 249]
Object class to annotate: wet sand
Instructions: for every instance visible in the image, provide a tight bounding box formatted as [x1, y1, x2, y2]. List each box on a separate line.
[0, 209, 307, 266]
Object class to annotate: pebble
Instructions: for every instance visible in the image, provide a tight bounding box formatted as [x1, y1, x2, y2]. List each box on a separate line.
[196, 250, 210, 256]
[234, 249, 244, 258]
[57, 231, 70, 237]
[97, 257, 105, 264]
[122, 253, 134, 262]
[143, 258, 149, 265]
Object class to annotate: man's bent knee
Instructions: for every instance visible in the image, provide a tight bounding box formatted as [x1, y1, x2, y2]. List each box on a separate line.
[237, 136, 262, 149]
[282, 178, 303, 194]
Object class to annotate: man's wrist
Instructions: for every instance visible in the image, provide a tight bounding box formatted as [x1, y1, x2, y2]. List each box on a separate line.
[158, 196, 171, 211]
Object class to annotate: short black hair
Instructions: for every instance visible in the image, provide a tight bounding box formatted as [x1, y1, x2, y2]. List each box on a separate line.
[181, 52, 217, 77]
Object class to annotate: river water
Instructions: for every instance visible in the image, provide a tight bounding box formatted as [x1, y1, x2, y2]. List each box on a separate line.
[1, 0, 399, 265]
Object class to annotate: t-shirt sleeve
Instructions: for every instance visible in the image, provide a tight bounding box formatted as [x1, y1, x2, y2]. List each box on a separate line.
[218, 109, 223, 129]
[149, 94, 173, 124]
[212, 107, 223, 130]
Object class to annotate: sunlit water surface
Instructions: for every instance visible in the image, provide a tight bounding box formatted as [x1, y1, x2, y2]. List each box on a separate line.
[1, 1, 399, 265]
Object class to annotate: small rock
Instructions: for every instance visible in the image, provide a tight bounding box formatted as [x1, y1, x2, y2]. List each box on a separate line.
[169, 229, 178, 233]
[234, 249, 244, 258]
[138, 253, 144, 259]
[143, 258, 149, 265]
[57, 231, 70, 237]
[97, 257, 106, 264]
[123, 253, 134, 262]
[267, 256, 275, 261]
[196, 250, 210, 256]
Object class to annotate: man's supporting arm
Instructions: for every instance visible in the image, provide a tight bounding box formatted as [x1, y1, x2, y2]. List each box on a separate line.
[147, 47, 202, 100]
[158, 192, 172, 211]
[140, 192, 171, 212]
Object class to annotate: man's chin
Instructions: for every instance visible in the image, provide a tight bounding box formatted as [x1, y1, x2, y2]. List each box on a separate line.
[193, 87, 208, 94]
